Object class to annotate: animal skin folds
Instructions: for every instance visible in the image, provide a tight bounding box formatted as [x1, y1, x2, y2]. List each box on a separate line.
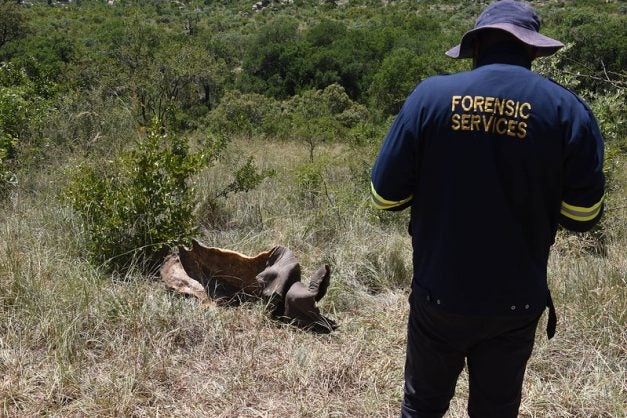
[160, 239, 336, 332]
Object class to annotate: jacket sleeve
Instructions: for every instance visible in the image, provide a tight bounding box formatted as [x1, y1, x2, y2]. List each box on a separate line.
[370, 100, 418, 211]
[559, 104, 605, 232]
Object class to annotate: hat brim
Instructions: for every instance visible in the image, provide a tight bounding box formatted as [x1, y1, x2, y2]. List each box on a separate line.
[445, 23, 564, 59]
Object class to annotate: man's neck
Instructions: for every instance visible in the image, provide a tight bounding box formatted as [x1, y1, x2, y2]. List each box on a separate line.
[474, 41, 533, 69]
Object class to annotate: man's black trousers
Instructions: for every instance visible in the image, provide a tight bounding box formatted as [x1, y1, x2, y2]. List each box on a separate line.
[401, 292, 542, 418]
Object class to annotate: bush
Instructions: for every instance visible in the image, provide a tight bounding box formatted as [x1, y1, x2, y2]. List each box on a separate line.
[0, 85, 30, 148]
[0, 132, 17, 199]
[66, 120, 212, 273]
[556, 11, 625, 92]
[215, 155, 275, 200]
[294, 159, 327, 208]
[206, 90, 284, 138]
[0, 64, 48, 199]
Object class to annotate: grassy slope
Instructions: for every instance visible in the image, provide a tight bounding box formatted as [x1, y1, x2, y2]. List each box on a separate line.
[1, 138, 625, 417]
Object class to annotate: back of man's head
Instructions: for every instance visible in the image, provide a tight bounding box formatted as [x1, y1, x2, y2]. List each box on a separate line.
[445, 0, 563, 60]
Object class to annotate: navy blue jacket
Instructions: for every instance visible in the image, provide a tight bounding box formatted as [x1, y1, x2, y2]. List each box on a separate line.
[371, 46, 604, 316]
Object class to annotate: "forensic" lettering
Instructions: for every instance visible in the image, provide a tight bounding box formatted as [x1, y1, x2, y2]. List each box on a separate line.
[450, 95, 532, 139]
[451, 95, 531, 119]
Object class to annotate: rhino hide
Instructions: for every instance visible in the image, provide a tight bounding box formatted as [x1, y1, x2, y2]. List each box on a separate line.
[160, 239, 336, 333]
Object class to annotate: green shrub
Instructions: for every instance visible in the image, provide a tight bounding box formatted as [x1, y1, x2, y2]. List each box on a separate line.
[215, 155, 275, 200]
[65, 119, 272, 272]
[589, 89, 626, 148]
[206, 90, 284, 138]
[294, 159, 326, 208]
[288, 83, 368, 127]
[0, 65, 44, 199]
[65, 120, 212, 273]
[0, 132, 17, 199]
[0, 85, 30, 149]
[555, 11, 626, 93]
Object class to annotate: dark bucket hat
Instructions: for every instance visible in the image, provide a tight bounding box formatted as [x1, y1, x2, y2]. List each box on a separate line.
[446, 0, 564, 59]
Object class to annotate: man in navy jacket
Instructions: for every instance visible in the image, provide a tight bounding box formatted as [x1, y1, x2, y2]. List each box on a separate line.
[370, 1, 605, 417]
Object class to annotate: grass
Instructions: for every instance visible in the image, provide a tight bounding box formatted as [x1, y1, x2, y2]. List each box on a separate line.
[0, 137, 625, 417]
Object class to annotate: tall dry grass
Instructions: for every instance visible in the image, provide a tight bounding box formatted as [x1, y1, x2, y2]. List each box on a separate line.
[0, 137, 624, 417]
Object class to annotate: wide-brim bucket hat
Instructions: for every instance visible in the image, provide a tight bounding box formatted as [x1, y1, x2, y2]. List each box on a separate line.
[446, 0, 564, 59]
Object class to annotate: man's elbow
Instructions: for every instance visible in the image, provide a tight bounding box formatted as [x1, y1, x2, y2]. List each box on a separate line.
[559, 201, 604, 232]
[370, 183, 412, 211]
[372, 199, 412, 212]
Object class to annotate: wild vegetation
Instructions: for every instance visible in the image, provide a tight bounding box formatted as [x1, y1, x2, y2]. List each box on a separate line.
[0, 0, 625, 416]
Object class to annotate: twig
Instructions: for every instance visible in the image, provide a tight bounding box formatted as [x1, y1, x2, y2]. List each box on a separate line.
[561, 69, 625, 89]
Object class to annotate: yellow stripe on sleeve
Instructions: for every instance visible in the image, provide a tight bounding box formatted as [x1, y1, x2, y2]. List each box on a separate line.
[560, 196, 604, 222]
[370, 183, 413, 210]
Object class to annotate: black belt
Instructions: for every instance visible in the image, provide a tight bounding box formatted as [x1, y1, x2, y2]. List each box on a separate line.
[546, 291, 557, 339]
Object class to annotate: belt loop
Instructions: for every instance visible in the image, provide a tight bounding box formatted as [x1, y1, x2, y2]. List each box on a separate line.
[546, 291, 557, 339]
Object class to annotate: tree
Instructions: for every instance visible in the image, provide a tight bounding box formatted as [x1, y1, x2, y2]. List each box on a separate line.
[240, 16, 302, 98]
[368, 48, 427, 116]
[551, 9, 626, 92]
[0, 2, 27, 49]
[287, 84, 365, 160]
[111, 20, 227, 128]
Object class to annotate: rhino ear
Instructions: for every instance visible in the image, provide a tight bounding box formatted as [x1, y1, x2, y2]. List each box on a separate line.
[284, 281, 337, 333]
[308, 264, 331, 302]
